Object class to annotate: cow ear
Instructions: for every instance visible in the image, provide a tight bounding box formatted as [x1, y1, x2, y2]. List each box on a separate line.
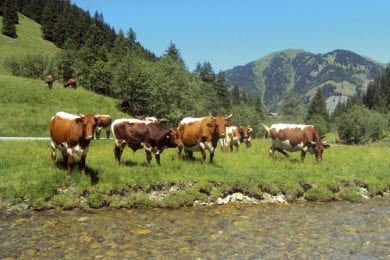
[76, 118, 84, 125]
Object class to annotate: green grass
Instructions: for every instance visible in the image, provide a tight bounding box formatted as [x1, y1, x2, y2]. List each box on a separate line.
[0, 138, 389, 211]
[0, 75, 129, 137]
[0, 14, 59, 75]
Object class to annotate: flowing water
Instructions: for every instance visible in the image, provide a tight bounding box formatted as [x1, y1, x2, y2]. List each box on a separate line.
[1, 199, 389, 259]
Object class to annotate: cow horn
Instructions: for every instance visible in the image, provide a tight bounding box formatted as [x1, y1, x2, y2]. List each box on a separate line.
[209, 112, 215, 119]
[225, 113, 233, 119]
[158, 118, 167, 124]
[78, 113, 85, 118]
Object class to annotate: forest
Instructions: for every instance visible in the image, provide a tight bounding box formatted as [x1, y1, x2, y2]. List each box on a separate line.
[1, 0, 390, 144]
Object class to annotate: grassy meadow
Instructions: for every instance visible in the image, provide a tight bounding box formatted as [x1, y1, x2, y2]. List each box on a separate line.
[0, 135, 389, 211]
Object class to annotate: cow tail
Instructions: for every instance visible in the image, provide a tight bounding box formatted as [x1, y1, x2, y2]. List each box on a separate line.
[261, 124, 270, 135]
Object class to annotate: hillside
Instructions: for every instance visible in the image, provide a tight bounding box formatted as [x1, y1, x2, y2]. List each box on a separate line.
[0, 15, 128, 137]
[0, 13, 59, 75]
[224, 49, 385, 112]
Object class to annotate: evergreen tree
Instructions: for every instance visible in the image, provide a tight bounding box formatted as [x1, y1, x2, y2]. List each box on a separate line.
[231, 85, 241, 105]
[1, 0, 18, 38]
[164, 41, 184, 64]
[255, 95, 265, 118]
[305, 87, 330, 126]
[280, 90, 304, 122]
[195, 61, 215, 83]
[214, 72, 230, 112]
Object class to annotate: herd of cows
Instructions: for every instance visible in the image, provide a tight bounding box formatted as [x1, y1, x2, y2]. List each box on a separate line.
[49, 111, 329, 177]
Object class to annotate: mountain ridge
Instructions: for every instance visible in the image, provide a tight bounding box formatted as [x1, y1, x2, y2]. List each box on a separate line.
[224, 49, 385, 112]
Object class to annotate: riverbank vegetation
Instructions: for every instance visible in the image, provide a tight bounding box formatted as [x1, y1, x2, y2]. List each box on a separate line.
[1, 138, 389, 212]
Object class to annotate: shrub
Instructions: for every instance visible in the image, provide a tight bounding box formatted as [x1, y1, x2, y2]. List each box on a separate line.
[336, 105, 387, 144]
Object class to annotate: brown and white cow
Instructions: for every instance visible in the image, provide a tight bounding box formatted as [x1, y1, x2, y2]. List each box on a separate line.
[237, 126, 252, 148]
[64, 79, 77, 88]
[262, 123, 329, 162]
[219, 126, 241, 152]
[111, 118, 182, 166]
[50, 112, 98, 176]
[178, 113, 232, 163]
[45, 75, 54, 89]
[95, 114, 112, 139]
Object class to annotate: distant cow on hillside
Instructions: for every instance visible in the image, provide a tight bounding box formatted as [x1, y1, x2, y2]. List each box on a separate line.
[64, 79, 77, 89]
[45, 75, 54, 89]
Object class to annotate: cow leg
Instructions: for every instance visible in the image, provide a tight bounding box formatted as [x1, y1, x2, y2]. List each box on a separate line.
[106, 130, 110, 139]
[275, 148, 289, 158]
[209, 151, 214, 163]
[145, 150, 152, 167]
[50, 143, 57, 168]
[79, 149, 89, 175]
[66, 151, 74, 177]
[95, 128, 101, 140]
[199, 149, 207, 163]
[155, 152, 161, 166]
[114, 143, 125, 164]
[301, 151, 306, 162]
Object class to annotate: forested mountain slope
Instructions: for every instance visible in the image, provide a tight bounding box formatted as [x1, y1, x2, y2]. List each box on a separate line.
[224, 49, 385, 112]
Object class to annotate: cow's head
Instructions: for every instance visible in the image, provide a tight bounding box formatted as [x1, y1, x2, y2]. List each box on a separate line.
[79, 114, 98, 140]
[309, 141, 330, 162]
[167, 127, 183, 148]
[208, 113, 233, 138]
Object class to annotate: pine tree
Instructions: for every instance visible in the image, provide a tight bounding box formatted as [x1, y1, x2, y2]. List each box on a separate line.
[255, 95, 265, 118]
[280, 90, 304, 122]
[1, 0, 18, 38]
[214, 72, 231, 112]
[164, 41, 184, 64]
[305, 87, 330, 123]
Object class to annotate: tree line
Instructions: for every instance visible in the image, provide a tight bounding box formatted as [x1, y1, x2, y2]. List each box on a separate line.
[1, 0, 389, 143]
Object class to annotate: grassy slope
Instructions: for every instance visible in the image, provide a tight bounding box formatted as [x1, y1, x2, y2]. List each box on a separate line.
[0, 14, 59, 74]
[0, 14, 128, 136]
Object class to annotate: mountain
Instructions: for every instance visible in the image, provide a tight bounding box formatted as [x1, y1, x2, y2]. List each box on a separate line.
[224, 49, 385, 112]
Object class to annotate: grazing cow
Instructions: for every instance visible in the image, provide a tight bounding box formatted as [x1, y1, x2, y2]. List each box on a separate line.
[50, 112, 97, 176]
[220, 126, 241, 152]
[238, 126, 252, 148]
[262, 123, 329, 162]
[45, 75, 54, 89]
[178, 113, 233, 163]
[111, 118, 182, 166]
[95, 114, 112, 139]
[64, 79, 77, 88]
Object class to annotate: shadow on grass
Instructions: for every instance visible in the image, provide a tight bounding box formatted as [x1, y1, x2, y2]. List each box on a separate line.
[54, 160, 100, 185]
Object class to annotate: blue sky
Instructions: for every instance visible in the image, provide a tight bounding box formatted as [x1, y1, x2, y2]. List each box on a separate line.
[72, 0, 390, 72]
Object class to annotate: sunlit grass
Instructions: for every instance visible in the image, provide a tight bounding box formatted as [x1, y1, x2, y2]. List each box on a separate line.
[0, 138, 389, 210]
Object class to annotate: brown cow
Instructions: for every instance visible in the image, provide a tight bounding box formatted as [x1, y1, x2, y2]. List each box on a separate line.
[178, 113, 232, 163]
[64, 79, 77, 88]
[238, 126, 252, 148]
[262, 123, 329, 162]
[111, 118, 182, 166]
[50, 112, 97, 176]
[45, 75, 54, 89]
[95, 114, 112, 139]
